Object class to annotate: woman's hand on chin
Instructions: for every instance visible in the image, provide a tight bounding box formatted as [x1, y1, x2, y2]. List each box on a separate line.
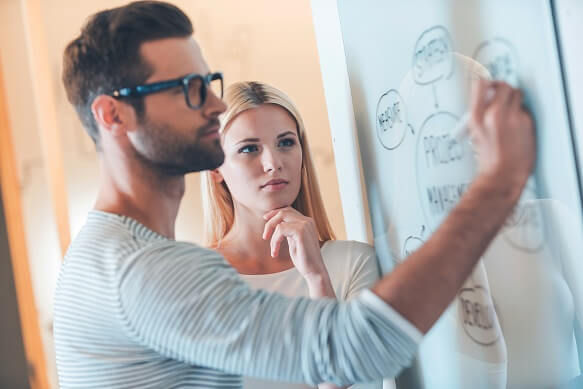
[263, 207, 335, 297]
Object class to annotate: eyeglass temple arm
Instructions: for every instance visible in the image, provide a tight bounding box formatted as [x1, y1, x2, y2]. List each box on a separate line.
[111, 79, 184, 97]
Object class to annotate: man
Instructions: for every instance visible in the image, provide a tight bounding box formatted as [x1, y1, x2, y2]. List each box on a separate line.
[54, 1, 535, 388]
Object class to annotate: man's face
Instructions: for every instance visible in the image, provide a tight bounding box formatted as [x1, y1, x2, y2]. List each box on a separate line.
[128, 37, 227, 175]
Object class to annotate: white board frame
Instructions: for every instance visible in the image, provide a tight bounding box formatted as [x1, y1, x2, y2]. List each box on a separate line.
[552, 0, 583, 214]
[311, 0, 373, 244]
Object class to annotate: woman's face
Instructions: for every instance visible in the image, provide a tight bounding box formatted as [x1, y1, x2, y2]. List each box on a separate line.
[216, 104, 303, 213]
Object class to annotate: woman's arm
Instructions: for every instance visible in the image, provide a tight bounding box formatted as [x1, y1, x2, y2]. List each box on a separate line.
[263, 207, 348, 388]
[304, 272, 337, 298]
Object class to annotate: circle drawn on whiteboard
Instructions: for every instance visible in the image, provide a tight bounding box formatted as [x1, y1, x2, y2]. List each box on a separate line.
[416, 111, 477, 231]
[412, 26, 455, 85]
[473, 38, 519, 87]
[376, 89, 407, 150]
[458, 286, 500, 346]
[503, 201, 545, 253]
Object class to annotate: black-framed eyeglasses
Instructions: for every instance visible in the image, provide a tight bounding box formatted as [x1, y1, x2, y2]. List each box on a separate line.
[110, 72, 223, 110]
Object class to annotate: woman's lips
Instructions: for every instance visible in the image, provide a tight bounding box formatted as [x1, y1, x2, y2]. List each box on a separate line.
[261, 179, 289, 191]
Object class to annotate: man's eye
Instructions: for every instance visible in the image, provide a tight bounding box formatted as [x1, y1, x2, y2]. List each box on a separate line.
[278, 138, 296, 147]
[239, 145, 259, 153]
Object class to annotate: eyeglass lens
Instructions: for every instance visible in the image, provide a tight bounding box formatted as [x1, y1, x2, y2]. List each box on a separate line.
[187, 75, 223, 108]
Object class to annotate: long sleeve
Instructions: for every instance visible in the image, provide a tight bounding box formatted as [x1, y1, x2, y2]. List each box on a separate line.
[342, 242, 385, 389]
[117, 241, 422, 386]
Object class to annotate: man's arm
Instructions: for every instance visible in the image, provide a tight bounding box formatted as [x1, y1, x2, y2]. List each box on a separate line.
[373, 174, 520, 333]
[372, 80, 536, 333]
[118, 242, 420, 386]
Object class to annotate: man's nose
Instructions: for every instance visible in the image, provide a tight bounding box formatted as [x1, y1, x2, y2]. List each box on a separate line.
[203, 88, 227, 117]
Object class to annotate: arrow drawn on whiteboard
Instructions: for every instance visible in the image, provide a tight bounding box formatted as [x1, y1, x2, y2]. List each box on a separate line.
[432, 84, 439, 109]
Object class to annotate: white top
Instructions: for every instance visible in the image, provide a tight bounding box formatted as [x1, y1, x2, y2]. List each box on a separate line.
[240, 240, 385, 389]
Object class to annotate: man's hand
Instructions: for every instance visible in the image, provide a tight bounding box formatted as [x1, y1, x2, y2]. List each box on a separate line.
[469, 79, 536, 192]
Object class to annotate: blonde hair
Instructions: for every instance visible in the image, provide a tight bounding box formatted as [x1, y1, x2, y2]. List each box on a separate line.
[201, 81, 336, 246]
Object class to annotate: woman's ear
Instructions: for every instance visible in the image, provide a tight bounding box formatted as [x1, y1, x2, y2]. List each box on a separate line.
[210, 169, 224, 183]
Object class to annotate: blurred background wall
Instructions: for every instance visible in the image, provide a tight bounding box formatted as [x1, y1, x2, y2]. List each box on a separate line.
[0, 1, 344, 387]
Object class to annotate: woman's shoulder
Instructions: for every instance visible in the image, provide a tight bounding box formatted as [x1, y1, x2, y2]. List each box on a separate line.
[322, 239, 376, 257]
[321, 240, 379, 270]
[322, 240, 381, 299]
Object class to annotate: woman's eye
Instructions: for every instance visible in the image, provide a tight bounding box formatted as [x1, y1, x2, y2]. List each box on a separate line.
[278, 138, 296, 148]
[238, 144, 259, 153]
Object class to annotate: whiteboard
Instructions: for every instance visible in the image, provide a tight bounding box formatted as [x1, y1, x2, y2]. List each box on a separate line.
[312, 1, 583, 388]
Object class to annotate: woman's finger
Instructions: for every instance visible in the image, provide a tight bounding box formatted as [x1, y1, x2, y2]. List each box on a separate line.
[263, 208, 282, 220]
[270, 224, 286, 257]
[263, 211, 285, 240]
[263, 208, 307, 240]
[270, 221, 305, 258]
[263, 206, 305, 221]
[263, 207, 293, 221]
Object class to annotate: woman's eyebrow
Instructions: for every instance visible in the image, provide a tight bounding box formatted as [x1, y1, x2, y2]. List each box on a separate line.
[277, 131, 297, 139]
[234, 137, 260, 146]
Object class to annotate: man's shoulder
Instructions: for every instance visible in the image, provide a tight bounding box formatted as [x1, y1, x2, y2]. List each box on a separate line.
[135, 240, 227, 262]
[121, 240, 234, 280]
[64, 212, 227, 267]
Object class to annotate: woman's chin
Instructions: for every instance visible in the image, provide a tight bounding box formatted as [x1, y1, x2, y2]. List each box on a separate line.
[262, 199, 294, 212]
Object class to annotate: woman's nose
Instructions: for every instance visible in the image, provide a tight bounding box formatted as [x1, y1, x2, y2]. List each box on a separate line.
[261, 148, 282, 172]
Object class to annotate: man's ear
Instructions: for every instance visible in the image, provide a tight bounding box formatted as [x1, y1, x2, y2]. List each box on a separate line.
[209, 169, 224, 183]
[91, 95, 136, 137]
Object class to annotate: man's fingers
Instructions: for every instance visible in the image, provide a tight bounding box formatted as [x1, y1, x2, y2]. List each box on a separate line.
[469, 78, 490, 125]
[482, 83, 520, 133]
[489, 82, 513, 112]
[509, 88, 524, 111]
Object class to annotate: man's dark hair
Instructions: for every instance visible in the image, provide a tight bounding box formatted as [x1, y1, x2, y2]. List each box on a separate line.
[62, 1, 193, 149]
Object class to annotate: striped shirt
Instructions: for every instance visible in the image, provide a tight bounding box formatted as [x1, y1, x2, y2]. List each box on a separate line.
[54, 211, 422, 388]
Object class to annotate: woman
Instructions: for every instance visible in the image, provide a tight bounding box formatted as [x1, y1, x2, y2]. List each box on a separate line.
[201, 81, 384, 389]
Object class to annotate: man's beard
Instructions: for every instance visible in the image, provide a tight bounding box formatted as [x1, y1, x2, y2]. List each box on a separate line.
[131, 115, 225, 176]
